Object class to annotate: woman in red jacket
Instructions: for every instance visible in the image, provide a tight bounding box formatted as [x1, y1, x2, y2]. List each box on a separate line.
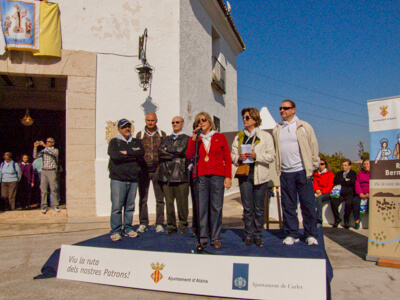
[186, 112, 232, 249]
[313, 158, 334, 227]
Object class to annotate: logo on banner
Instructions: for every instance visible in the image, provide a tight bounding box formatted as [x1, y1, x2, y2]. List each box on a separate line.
[232, 263, 249, 290]
[380, 105, 389, 117]
[150, 262, 165, 283]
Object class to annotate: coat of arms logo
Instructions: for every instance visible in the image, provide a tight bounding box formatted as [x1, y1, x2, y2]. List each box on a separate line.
[234, 276, 247, 289]
[380, 105, 388, 117]
[150, 262, 165, 283]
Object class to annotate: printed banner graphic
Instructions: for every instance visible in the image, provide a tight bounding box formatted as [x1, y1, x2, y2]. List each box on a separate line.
[58, 245, 326, 300]
[367, 96, 400, 260]
[1, 0, 40, 51]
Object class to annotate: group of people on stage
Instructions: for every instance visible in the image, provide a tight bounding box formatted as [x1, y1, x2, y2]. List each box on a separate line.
[0, 138, 62, 214]
[108, 99, 329, 249]
[314, 158, 370, 230]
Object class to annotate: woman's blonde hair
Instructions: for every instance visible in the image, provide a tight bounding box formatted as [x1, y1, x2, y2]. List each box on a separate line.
[194, 112, 215, 131]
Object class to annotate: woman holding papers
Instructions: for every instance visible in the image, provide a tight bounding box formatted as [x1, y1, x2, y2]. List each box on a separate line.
[231, 108, 275, 247]
[186, 112, 232, 249]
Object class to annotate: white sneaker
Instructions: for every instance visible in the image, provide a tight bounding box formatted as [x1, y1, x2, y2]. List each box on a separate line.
[155, 225, 164, 233]
[110, 234, 122, 241]
[136, 224, 148, 233]
[282, 237, 299, 245]
[124, 231, 138, 238]
[306, 237, 319, 246]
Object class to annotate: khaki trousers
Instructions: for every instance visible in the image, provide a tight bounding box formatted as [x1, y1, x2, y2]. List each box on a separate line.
[1, 181, 18, 210]
[40, 170, 58, 208]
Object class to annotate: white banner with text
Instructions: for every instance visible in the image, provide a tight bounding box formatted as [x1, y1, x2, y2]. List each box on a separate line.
[57, 245, 326, 300]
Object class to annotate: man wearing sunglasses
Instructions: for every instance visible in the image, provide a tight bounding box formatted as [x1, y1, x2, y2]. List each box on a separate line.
[158, 116, 190, 235]
[273, 100, 320, 246]
[33, 137, 60, 214]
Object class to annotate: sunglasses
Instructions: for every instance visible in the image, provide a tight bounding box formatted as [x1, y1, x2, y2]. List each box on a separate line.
[120, 124, 131, 129]
[243, 115, 252, 121]
[198, 118, 207, 123]
[279, 107, 293, 111]
[171, 121, 181, 124]
[320, 163, 325, 166]
[46, 140, 53, 143]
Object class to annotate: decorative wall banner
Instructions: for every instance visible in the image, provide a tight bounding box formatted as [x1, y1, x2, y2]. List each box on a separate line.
[367, 96, 400, 260]
[57, 245, 326, 300]
[0, 0, 40, 51]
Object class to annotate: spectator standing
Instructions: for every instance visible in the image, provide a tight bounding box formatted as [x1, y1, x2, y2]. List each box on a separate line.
[33, 137, 60, 214]
[32, 157, 43, 207]
[0, 152, 22, 210]
[186, 112, 232, 249]
[158, 116, 190, 235]
[231, 107, 275, 247]
[108, 119, 145, 241]
[136, 113, 166, 233]
[272, 100, 319, 246]
[353, 159, 370, 229]
[18, 154, 35, 209]
[330, 159, 357, 229]
[313, 158, 335, 227]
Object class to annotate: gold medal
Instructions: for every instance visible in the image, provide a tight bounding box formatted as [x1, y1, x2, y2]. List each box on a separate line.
[205, 155, 209, 162]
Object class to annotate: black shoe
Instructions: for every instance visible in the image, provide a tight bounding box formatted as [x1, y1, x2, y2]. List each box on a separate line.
[254, 239, 264, 247]
[333, 219, 341, 228]
[164, 228, 177, 235]
[244, 239, 252, 246]
[344, 222, 350, 229]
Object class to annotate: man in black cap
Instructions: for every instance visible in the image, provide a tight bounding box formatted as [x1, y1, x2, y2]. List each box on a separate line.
[107, 118, 145, 241]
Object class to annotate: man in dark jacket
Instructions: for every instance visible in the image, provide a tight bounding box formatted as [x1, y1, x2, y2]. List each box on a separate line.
[158, 116, 190, 235]
[136, 112, 167, 233]
[108, 119, 145, 241]
[330, 159, 357, 229]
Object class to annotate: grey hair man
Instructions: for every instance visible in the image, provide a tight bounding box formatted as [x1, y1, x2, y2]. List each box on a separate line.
[158, 116, 190, 235]
[33, 137, 60, 214]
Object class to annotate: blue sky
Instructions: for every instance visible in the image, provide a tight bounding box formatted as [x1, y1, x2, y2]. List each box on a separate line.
[231, 0, 400, 160]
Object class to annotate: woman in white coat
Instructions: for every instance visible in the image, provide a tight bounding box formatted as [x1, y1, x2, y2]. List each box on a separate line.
[231, 108, 275, 247]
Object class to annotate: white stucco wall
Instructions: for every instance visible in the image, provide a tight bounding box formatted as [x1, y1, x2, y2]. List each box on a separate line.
[57, 0, 242, 216]
[180, 0, 239, 133]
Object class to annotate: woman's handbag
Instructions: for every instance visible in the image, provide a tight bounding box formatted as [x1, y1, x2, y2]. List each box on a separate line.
[235, 164, 250, 177]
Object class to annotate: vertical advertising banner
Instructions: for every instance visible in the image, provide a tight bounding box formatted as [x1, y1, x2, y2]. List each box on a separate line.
[367, 96, 400, 261]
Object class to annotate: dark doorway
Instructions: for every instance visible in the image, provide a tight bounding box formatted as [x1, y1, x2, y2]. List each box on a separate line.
[0, 74, 67, 209]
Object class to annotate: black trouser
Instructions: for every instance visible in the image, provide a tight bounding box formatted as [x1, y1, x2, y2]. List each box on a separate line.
[330, 193, 354, 223]
[138, 169, 165, 226]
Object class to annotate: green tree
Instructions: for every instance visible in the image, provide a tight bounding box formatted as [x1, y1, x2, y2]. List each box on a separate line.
[358, 141, 370, 160]
[320, 152, 360, 174]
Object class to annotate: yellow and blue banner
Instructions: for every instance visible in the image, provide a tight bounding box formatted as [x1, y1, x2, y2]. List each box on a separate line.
[0, 0, 40, 51]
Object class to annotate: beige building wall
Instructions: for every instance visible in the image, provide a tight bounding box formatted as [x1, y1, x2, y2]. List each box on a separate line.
[0, 50, 97, 217]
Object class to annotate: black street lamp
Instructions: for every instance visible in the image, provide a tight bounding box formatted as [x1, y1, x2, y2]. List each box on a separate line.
[135, 28, 155, 91]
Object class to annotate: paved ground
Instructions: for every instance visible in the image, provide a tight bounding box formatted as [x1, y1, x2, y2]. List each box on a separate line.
[0, 193, 399, 300]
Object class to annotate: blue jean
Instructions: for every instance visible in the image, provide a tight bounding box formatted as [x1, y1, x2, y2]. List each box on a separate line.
[198, 175, 225, 244]
[280, 170, 318, 239]
[316, 193, 331, 224]
[110, 179, 138, 235]
[239, 172, 268, 239]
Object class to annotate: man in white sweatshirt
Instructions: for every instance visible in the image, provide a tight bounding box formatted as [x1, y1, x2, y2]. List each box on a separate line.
[273, 100, 319, 246]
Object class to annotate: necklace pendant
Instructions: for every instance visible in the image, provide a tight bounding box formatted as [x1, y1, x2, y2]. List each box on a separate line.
[205, 155, 209, 162]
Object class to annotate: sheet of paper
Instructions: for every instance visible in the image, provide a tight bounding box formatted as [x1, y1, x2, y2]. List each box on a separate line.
[240, 144, 253, 163]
